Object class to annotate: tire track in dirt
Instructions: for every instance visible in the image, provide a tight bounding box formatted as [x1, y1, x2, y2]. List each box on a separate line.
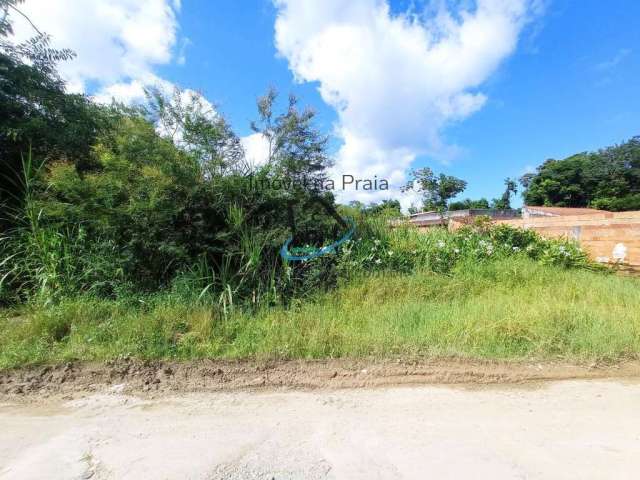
[2, 358, 640, 401]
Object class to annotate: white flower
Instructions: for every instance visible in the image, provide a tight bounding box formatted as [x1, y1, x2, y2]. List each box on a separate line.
[454, 248, 460, 254]
[388, 250, 394, 256]
[375, 258, 382, 264]
[437, 241, 446, 248]
[374, 239, 381, 245]
[512, 246, 520, 252]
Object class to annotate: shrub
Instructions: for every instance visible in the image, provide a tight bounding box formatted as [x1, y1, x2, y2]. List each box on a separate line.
[336, 217, 599, 278]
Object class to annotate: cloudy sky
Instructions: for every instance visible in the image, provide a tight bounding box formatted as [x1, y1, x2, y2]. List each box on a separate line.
[10, 0, 640, 208]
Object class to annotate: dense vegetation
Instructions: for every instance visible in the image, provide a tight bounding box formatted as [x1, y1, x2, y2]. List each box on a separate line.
[521, 137, 640, 211]
[1, 4, 346, 308]
[404, 169, 519, 213]
[2, 2, 639, 368]
[3, 223, 639, 368]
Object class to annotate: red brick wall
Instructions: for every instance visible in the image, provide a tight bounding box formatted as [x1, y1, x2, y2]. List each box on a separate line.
[495, 211, 640, 269]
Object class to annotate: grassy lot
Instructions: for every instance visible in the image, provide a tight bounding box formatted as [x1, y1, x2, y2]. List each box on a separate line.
[2, 257, 639, 369]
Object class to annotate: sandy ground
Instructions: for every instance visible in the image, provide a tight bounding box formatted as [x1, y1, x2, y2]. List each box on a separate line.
[1, 377, 640, 479]
[3, 358, 640, 398]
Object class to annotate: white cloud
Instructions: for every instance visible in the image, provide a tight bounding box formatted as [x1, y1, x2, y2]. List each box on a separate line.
[596, 48, 632, 71]
[273, 0, 541, 205]
[10, 0, 181, 102]
[176, 37, 192, 66]
[91, 74, 175, 105]
[241, 133, 272, 169]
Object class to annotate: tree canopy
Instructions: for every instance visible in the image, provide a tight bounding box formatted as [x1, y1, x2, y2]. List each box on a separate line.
[403, 167, 467, 212]
[1, 0, 112, 218]
[521, 137, 640, 211]
[0, 3, 344, 304]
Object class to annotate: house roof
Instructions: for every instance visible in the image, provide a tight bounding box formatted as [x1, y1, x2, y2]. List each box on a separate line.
[409, 211, 437, 217]
[523, 206, 606, 216]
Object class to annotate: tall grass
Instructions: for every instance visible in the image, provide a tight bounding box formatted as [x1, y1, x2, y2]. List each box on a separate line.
[2, 257, 639, 368]
[0, 153, 126, 305]
[3, 164, 634, 369]
[0, 155, 340, 309]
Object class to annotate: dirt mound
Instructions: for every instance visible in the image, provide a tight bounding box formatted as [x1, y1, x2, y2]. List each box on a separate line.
[2, 358, 639, 400]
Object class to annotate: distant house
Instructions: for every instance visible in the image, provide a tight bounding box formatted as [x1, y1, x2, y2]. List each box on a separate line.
[408, 211, 447, 227]
[498, 206, 640, 271]
[409, 206, 610, 228]
[403, 205, 640, 270]
[408, 208, 519, 228]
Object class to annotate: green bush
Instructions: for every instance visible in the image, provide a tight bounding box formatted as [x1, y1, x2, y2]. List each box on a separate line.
[335, 217, 599, 278]
[591, 194, 640, 212]
[1, 98, 347, 308]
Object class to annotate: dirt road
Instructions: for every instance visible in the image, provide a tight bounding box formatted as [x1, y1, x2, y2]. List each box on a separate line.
[2, 378, 640, 479]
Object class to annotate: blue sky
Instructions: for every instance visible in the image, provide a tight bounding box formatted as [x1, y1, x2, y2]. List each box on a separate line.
[162, 0, 639, 206]
[15, 0, 640, 208]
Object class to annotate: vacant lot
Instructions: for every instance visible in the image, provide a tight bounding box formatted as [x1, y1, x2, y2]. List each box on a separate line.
[2, 258, 640, 368]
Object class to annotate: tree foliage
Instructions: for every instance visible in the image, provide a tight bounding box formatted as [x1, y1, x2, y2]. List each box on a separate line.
[448, 198, 490, 211]
[145, 87, 248, 177]
[1, 1, 112, 220]
[6, 91, 343, 300]
[521, 137, 640, 211]
[490, 177, 518, 210]
[403, 167, 467, 212]
[250, 88, 332, 191]
[0, 3, 348, 305]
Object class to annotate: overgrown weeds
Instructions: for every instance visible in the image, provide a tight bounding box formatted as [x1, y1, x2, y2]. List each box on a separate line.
[1, 257, 638, 368]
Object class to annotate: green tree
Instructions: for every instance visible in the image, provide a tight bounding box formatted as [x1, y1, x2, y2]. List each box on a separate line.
[145, 87, 248, 177]
[249, 89, 343, 249]
[38, 115, 201, 288]
[362, 199, 402, 217]
[491, 177, 518, 209]
[1, 0, 112, 221]
[403, 168, 467, 212]
[448, 198, 490, 211]
[521, 137, 640, 211]
[250, 88, 332, 190]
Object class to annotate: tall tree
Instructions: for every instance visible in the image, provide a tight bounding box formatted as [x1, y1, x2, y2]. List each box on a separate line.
[521, 137, 640, 211]
[250, 88, 332, 191]
[362, 199, 402, 217]
[1, 0, 110, 219]
[145, 87, 248, 177]
[403, 167, 467, 212]
[491, 177, 518, 209]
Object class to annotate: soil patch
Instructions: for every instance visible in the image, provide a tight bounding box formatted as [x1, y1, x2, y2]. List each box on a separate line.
[2, 357, 640, 401]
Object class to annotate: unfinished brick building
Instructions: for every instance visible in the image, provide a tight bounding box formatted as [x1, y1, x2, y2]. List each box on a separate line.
[497, 207, 640, 271]
[408, 206, 640, 271]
